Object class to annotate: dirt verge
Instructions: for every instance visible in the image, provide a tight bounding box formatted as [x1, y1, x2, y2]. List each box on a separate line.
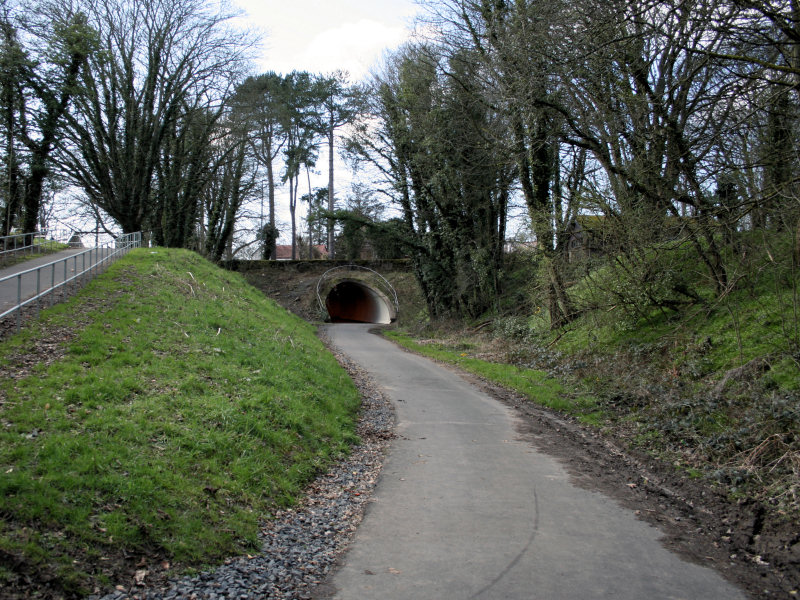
[453, 368, 799, 599]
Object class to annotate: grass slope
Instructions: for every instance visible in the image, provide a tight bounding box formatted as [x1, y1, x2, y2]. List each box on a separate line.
[385, 331, 603, 425]
[394, 235, 800, 517]
[0, 248, 360, 596]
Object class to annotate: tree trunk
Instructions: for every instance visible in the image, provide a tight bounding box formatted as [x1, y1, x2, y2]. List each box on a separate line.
[547, 258, 573, 329]
[307, 165, 313, 259]
[2, 152, 20, 236]
[327, 123, 335, 258]
[289, 174, 297, 260]
[267, 157, 276, 259]
[795, 215, 800, 267]
[21, 163, 47, 244]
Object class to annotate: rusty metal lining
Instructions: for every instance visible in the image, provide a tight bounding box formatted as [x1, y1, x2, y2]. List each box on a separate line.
[317, 265, 398, 324]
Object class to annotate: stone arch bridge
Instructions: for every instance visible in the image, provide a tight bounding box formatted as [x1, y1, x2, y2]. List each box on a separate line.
[226, 259, 411, 325]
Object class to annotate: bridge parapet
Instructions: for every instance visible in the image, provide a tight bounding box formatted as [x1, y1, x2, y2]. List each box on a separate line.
[225, 258, 411, 275]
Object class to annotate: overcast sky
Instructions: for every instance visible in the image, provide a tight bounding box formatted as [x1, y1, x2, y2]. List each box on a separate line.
[232, 0, 422, 81]
[224, 1, 424, 245]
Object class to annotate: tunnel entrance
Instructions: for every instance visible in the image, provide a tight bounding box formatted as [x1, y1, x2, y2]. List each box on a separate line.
[325, 280, 393, 324]
[317, 266, 398, 324]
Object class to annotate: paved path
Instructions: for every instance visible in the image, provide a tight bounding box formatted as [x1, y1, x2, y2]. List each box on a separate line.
[0, 248, 102, 315]
[322, 324, 746, 600]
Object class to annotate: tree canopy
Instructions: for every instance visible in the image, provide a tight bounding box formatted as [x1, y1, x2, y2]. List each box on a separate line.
[1, 0, 797, 325]
[347, 0, 799, 322]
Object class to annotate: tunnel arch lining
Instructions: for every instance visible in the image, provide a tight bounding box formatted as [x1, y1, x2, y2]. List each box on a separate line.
[317, 265, 399, 324]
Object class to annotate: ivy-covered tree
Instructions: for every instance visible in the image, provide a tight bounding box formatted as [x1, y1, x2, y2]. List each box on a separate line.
[0, 12, 27, 236]
[0, 3, 95, 239]
[349, 44, 512, 319]
[335, 183, 384, 260]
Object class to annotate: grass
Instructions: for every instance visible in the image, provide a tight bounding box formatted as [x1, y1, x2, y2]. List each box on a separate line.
[384, 330, 603, 425]
[525, 231, 800, 382]
[0, 247, 361, 596]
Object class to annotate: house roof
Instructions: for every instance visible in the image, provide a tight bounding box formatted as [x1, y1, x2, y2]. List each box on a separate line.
[274, 244, 328, 260]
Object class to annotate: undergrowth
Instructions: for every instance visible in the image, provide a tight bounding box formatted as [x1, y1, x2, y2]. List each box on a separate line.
[394, 230, 800, 518]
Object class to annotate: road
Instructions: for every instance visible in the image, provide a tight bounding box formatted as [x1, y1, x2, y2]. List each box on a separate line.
[0, 248, 105, 316]
[321, 324, 746, 600]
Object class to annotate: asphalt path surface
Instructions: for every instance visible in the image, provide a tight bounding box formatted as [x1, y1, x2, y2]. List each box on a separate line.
[321, 323, 747, 600]
[0, 248, 106, 316]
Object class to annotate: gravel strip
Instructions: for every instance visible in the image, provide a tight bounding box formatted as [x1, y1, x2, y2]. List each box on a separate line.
[90, 341, 394, 600]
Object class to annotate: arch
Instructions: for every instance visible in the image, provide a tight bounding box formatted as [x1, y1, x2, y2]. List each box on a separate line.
[317, 265, 399, 325]
[325, 279, 396, 324]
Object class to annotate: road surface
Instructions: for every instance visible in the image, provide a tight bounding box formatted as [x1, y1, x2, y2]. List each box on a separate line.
[0, 248, 105, 316]
[321, 323, 746, 600]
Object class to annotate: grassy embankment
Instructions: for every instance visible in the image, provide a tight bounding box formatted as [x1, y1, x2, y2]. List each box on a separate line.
[0, 248, 360, 596]
[388, 233, 800, 514]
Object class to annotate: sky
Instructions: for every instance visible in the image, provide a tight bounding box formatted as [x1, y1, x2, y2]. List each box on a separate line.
[226, 1, 425, 247]
[231, 0, 423, 81]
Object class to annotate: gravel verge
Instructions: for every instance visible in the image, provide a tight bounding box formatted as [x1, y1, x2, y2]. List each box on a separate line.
[89, 339, 394, 600]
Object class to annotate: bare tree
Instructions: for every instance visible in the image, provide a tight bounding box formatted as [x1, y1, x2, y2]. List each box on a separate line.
[716, 1, 800, 250]
[57, 0, 252, 236]
[204, 132, 253, 262]
[0, 1, 94, 239]
[461, 0, 756, 296]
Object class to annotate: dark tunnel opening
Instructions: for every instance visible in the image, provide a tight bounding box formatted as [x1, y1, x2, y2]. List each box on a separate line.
[325, 280, 394, 324]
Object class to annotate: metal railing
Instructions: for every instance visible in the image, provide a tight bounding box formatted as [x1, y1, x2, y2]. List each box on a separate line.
[0, 229, 87, 261]
[0, 231, 47, 259]
[0, 232, 143, 333]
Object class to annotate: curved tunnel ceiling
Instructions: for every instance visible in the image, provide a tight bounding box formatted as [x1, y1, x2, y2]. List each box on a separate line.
[325, 280, 396, 324]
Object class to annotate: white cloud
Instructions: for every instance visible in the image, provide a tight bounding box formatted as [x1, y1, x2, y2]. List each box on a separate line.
[233, 0, 419, 79]
[300, 19, 409, 78]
